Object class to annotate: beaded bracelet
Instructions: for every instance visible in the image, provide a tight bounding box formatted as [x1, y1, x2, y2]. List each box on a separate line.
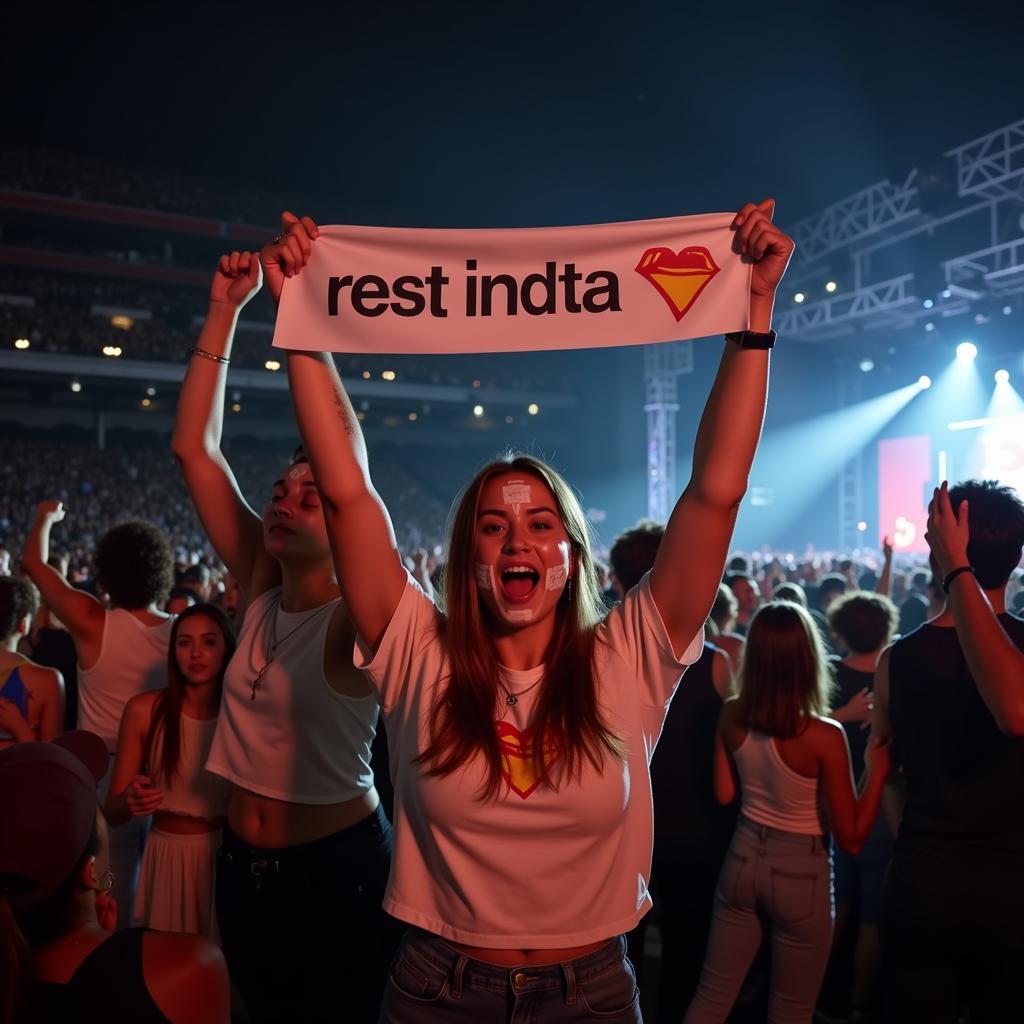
[188, 346, 230, 365]
[941, 565, 975, 593]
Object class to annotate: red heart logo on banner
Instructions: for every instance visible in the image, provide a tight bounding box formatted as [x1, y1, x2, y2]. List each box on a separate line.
[496, 721, 560, 799]
[635, 245, 720, 322]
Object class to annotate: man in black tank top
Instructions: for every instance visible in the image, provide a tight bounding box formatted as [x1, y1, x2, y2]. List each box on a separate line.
[872, 480, 1024, 1024]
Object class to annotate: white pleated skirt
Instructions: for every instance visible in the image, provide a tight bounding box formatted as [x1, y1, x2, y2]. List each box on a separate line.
[133, 826, 221, 939]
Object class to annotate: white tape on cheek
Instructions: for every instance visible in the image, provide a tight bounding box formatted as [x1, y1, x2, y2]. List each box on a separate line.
[506, 609, 534, 622]
[474, 563, 495, 592]
[545, 566, 567, 591]
[288, 464, 310, 480]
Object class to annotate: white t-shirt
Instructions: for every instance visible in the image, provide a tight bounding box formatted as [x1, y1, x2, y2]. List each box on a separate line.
[355, 570, 702, 948]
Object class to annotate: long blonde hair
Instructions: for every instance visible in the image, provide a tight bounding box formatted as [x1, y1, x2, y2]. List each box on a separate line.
[734, 601, 834, 738]
[416, 453, 624, 799]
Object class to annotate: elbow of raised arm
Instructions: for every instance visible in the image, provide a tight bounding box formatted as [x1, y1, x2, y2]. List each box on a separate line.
[997, 704, 1024, 738]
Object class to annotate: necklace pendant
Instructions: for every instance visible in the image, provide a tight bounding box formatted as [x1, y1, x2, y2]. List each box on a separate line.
[506, 694, 518, 707]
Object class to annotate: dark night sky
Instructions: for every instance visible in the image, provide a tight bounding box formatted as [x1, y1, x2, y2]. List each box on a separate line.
[7, 1, 1023, 230]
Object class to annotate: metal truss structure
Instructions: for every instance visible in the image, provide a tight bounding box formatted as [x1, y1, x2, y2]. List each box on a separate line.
[946, 118, 1024, 200]
[837, 366, 865, 552]
[644, 340, 693, 522]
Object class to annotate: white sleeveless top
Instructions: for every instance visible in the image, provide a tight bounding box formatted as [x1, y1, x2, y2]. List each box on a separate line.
[206, 587, 379, 804]
[732, 730, 826, 835]
[148, 712, 231, 819]
[77, 609, 174, 751]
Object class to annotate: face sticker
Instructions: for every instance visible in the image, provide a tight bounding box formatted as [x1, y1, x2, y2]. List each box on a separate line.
[474, 562, 495, 592]
[506, 608, 534, 622]
[544, 565, 567, 592]
[502, 480, 532, 517]
[288, 464, 310, 480]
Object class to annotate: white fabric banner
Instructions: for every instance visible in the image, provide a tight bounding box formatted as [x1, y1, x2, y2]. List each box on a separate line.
[272, 213, 751, 354]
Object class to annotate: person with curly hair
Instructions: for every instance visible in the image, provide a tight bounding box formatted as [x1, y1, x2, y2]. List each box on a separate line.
[22, 506, 175, 927]
[0, 576, 64, 748]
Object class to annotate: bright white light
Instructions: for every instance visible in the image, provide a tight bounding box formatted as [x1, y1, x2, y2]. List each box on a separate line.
[825, 281, 838, 293]
[141, 398, 151, 408]
[857, 521, 868, 532]
[264, 359, 281, 371]
[1003, 305, 1013, 316]
[145, 386, 156, 396]
[102, 345, 122, 357]
[918, 375, 932, 389]
[925, 322, 935, 332]
[14, 338, 30, 350]
[941, 288, 952, 299]
[408, 412, 418, 422]
[923, 299, 934, 309]
[527, 403, 539, 415]
[70, 380, 82, 393]
[859, 359, 874, 373]
[381, 370, 397, 381]
[473, 404, 484, 417]
[794, 292, 806, 304]
[995, 369, 1010, 384]
[956, 341, 978, 361]
[231, 403, 241, 413]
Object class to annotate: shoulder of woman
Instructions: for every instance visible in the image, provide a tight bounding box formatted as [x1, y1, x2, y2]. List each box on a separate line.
[21, 661, 63, 692]
[124, 689, 162, 721]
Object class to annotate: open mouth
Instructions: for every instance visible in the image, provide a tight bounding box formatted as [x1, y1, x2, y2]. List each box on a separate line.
[500, 566, 540, 603]
[269, 525, 295, 536]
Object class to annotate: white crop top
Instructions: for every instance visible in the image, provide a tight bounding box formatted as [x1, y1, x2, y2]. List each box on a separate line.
[355, 570, 704, 948]
[78, 609, 173, 750]
[206, 587, 379, 805]
[148, 713, 231, 820]
[732, 730, 826, 835]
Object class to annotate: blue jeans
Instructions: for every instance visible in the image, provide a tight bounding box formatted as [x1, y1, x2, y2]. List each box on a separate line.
[379, 928, 642, 1022]
[683, 816, 834, 1024]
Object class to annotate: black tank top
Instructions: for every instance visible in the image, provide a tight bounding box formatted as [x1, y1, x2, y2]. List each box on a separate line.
[31, 928, 170, 1023]
[650, 642, 738, 850]
[888, 614, 1024, 863]
[832, 661, 873, 779]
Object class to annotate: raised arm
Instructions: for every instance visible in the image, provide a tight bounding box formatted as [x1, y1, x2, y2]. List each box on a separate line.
[650, 199, 795, 655]
[21, 502, 105, 646]
[875, 537, 893, 597]
[265, 214, 407, 652]
[926, 483, 1024, 735]
[170, 253, 279, 599]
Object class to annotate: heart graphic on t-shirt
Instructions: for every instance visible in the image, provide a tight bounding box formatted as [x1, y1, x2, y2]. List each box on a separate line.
[635, 245, 720, 322]
[496, 721, 560, 799]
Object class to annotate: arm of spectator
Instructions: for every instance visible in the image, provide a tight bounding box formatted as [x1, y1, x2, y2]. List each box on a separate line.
[818, 722, 891, 855]
[875, 536, 893, 597]
[105, 694, 163, 827]
[927, 483, 1024, 736]
[650, 200, 794, 656]
[21, 501, 105, 646]
[267, 213, 407, 654]
[831, 687, 873, 729]
[24, 664, 64, 742]
[170, 253, 279, 599]
[711, 646, 733, 699]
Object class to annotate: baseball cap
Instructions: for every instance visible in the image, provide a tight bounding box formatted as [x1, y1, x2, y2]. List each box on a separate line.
[0, 730, 107, 906]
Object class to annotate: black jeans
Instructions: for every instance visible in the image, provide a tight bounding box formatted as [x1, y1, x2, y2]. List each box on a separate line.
[216, 805, 404, 1024]
[880, 851, 1024, 1024]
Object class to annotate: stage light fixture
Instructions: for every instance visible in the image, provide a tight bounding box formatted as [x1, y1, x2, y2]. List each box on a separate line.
[505, 415, 514, 424]
[922, 299, 934, 309]
[141, 398, 151, 408]
[145, 386, 156, 396]
[408, 412, 418, 422]
[918, 375, 932, 389]
[111, 315, 134, 330]
[956, 341, 978, 361]
[473, 404, 485, 417]
[527, 403, 539, 415]
[14, 338, 30, 350]
[925, 323, 935, 332]
[857, 521, 867, 532]
[381, 370, 397, 381]
[362, 370, 371, 379]
[794, 292, 806, 304]
[70, 380, 82, 393]
[264, 359, 281, 372]
[995, 369, 1010, 384]
[825, 281, 837, 293]
[231, 403, 241, 413]
[859, 359, 874, 373]
[941, 288, 952, 299]
[1003, 305, 1013, 316]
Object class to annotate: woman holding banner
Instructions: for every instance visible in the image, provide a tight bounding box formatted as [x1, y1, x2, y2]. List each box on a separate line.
[171, 255, 398, 1023]
[261, 200, 793, 1021]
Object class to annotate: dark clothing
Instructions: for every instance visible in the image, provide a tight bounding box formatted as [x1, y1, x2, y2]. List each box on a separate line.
[30, 627, 79, 731]
[881, 614, 1024, 1023]
[831, 661, 872, 779]
[216, 803, 402, 1024]
[629, 642, 737, 1022]
[30, 928, 169, 1023]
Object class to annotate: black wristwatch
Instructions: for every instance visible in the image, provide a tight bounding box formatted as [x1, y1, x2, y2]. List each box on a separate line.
[726, 329, 777, 349]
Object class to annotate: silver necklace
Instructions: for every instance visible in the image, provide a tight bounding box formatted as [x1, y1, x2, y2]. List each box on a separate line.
[500, 676, 543, 707]
[250, 602, 333, 701]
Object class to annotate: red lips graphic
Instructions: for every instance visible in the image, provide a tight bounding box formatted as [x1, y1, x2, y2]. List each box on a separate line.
[635, 245, 720, 322]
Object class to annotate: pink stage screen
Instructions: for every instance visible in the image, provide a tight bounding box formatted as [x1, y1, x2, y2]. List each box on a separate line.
[878, 435, 932, 554]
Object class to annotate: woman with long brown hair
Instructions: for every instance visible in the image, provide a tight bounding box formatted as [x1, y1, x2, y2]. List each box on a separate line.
[265, 198, 794, 1021]
[105, 603, 235, 936]
[683, 602, 892, 1024]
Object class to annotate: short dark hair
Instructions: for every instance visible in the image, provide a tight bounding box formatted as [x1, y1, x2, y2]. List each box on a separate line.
[818, 574, 848, 599]
[710, 583, 738, 629]
[727, 555, 751, 575]
[166, 586, 197, 607]
[773, 582, 808, 608]
[724, 572, 756, 590]
[946, 480, 1024, 589]
[828, 591, 899, 654]
[608, 520, 664, 593]
[178, 564, 210, 586]
[96, 521, 174, 610]
[0, 577, 40, 641]
[910, 569, 931, 590]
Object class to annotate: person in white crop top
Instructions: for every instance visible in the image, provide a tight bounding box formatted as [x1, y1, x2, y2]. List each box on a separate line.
[684, 601, 892, 1024]
[171, 251, 398, 1022]
[276, 202, 795, 1022]
[22, 506, 175, 928]
[105, 603, 234, 938]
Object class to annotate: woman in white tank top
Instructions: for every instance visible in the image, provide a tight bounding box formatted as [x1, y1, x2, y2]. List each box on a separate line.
[171, 252, 397, 1022]
[22, 506, 175, 928]
[684, 601, 892, 1024]
[105, 603, 234, 938]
